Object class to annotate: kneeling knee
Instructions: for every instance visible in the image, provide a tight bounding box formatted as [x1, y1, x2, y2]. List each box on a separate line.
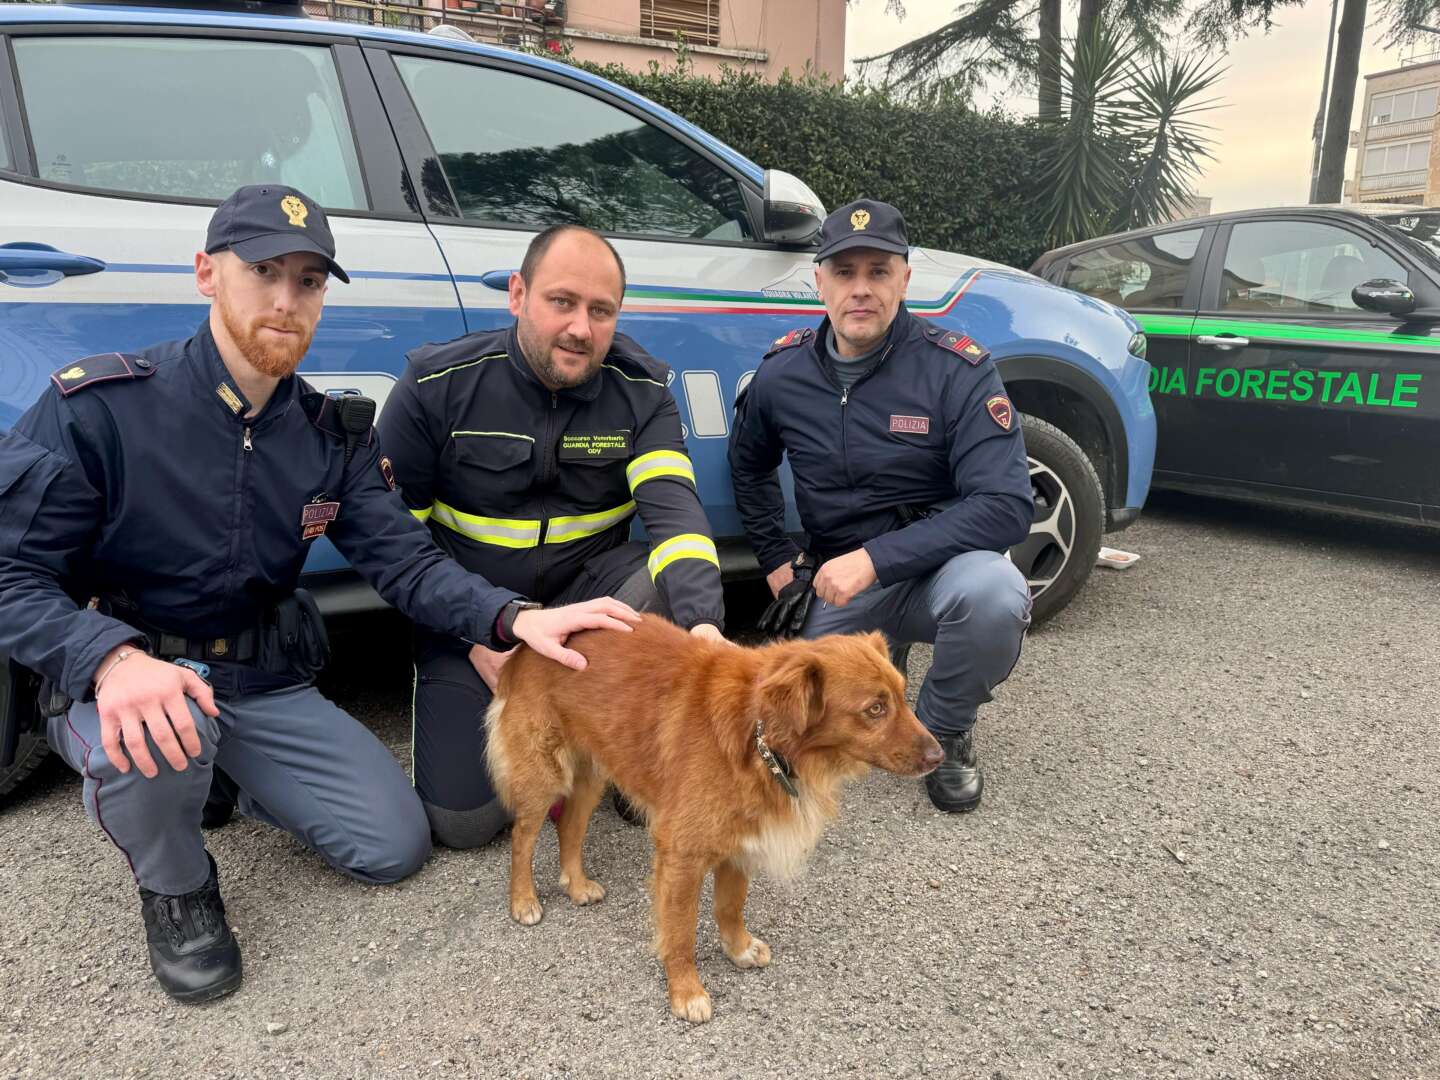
[425, 799, 512, 851]
[358, 825, 432, 884]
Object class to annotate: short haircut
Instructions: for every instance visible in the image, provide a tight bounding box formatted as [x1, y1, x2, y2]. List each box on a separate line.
[519, 224, 627, 297]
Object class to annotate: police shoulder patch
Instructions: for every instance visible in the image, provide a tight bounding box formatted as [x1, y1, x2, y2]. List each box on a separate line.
[50, 353, 156, 397]
[931, 330, 990, 366]
[763, 327, 814, 359]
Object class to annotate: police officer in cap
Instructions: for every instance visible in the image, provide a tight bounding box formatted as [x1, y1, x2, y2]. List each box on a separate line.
[728, 199, 1034, 813]
[0, 185, 639, 1003]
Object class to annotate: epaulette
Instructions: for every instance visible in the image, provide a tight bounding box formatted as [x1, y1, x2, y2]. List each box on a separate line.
[50, 353, 157, 397]
[408, 329, 509, 384]
[763, 327, 813, 359]
[300, 391, 375, 448]
[924, 325, 990, 366]
[605, 332, 672, 387]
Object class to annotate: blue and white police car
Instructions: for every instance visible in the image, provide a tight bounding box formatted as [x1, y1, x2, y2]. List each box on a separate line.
[0, 0, 1155, 796]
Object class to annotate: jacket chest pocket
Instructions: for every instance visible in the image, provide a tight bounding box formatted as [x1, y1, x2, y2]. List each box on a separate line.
[450, 431, 535, 498]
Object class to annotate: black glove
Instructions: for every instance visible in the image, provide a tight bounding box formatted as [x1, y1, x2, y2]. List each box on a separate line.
[757, 553, 817, 640]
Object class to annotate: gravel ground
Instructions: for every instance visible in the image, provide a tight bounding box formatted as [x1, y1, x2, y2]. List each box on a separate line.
[2, 493, 1438, 1080]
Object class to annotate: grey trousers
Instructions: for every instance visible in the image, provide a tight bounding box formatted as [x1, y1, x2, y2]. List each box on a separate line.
[802, 550, 1032, 736]
[49, 683, 431, 896]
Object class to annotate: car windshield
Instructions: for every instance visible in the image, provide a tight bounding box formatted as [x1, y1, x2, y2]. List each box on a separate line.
[1372, 212, 1440, 273]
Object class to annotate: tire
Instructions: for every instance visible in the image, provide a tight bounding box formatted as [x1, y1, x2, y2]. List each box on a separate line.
[1010, 414, 1105, 625]
[0, 662, 51, 804]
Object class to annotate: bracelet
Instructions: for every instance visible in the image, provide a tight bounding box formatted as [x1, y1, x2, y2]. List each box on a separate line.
[93, 648, 137, 697]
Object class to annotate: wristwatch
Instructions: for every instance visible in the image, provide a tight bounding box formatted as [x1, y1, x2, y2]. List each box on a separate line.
[496, 599, 543, 645]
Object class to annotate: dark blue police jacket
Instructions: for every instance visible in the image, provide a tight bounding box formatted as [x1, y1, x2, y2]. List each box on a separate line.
[728, 306, 1034, 585]
[0, 321, 518, 701]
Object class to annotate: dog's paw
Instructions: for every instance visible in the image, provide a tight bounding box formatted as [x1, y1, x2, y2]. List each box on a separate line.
[510, 896, 544, 926]
[725, 936, 771, 969]
[560, 874, 607, 906]
[670, 990, 713, 1024]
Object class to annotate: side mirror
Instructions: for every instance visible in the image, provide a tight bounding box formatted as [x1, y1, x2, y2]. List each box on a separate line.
[762, 169, 825, 246]
[1352, 278, 1416, 317]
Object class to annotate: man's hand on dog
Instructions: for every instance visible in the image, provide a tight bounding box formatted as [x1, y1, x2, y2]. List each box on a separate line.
[689, 622, 735, 647]
[511, 598, 642, 671]
[813, 548, 877, 608]
[468, 644, 514, 691]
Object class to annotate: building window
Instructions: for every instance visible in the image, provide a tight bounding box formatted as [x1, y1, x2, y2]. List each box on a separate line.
[1362, 138, 1431, 176]
[641, 0, 720, 47]
[1369, 86, 1439, 125]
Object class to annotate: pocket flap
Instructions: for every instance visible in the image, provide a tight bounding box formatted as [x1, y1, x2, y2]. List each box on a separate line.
[451, 432, 534, 473]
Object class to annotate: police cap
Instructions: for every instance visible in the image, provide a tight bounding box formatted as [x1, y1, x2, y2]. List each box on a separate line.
[205, 184, 350, 283]
[813, 199, 910, 264]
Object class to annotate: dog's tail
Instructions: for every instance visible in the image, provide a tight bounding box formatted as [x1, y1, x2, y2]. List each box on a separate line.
[484, 687, 578, 813]
[483, 691, 518, 811]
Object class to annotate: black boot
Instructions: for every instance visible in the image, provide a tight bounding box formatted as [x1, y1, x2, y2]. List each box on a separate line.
[924, 730, 984, 813]
[139, 854, 243, 1003]
[201, 768, 239, 831]
[612, 790, 645, 827]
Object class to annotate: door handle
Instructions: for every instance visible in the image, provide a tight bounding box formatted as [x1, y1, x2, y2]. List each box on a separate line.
[0, 242, 108, 288]
[1196, 334, 1249, 349]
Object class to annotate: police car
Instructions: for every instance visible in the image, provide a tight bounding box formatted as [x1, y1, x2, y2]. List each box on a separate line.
[1033, 205, 1438, 526]
[0, 0, 1155, 798]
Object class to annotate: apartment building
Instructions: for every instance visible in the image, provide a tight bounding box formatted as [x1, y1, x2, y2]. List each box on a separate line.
[304, 0, 845, 80]
[1348, 57, 1440, 206]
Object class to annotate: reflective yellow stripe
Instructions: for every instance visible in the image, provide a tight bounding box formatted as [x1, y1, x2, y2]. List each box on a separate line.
[429, 499, 541, 549]
[416, 352, 506, 383]
[545, 500, 636, 545]
[647, 533, 719, 580]
[451, 430, 534, 442]
[625, 450, 695, 493]
[410, 505, 433, 523]
[602, 362, 665, 388]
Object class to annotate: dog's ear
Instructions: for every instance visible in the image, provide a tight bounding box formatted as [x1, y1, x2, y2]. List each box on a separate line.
[758, 652, 826, 737]
[861, 631, 890, 660]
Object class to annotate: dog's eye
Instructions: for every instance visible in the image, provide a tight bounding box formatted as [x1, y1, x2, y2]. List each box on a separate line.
[864, 701, 887, 719]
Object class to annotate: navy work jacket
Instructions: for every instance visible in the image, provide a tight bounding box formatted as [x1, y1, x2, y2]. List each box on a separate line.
[0, 321, 517, 701]
[728, 306, 1034, 585]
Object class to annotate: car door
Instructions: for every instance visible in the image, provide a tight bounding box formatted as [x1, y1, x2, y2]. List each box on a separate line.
[1049, 225, 1211, 478]
[0, 25, 466, 572]
[361, 44, 819, 542]
[1190, 215, 1436, 515]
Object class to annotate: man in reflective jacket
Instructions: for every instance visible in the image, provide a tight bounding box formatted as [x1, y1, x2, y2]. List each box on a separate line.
[378, 224, 726, 848]
[0, 186, 638, 1004]
[728, 199, 1034, 814]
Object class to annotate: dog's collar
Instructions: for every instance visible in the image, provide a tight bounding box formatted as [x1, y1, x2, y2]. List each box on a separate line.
[754, 718, 799, 799]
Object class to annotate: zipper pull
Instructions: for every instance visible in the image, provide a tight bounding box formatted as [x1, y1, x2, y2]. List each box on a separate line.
[841, 387, 850, 406]
[243, 426, 253, 452]
[551, 393, 558, 409]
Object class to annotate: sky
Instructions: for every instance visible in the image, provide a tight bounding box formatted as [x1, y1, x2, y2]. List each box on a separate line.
[843, 0, 1420, 212]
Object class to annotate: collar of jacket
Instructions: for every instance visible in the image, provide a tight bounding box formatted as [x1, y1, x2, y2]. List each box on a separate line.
[189, 318, 300, 427]
[504, 323, 606, 404]
[806, 303, 914, 371]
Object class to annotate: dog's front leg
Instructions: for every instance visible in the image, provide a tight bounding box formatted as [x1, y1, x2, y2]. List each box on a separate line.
[652, 844, 711, 1023]
[714, 858, 771, 970]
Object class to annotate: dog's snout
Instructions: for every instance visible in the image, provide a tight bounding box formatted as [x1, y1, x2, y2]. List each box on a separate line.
[918, 734, 945, 773]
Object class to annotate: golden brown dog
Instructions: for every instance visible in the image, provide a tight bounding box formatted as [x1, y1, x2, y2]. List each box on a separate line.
[485, 614, 943, 1023]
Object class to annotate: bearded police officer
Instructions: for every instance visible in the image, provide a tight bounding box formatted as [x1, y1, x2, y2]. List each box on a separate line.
[378, 224, 725, 849]
[728, 199, 1033, 814]
[0, 186, 639, 1004]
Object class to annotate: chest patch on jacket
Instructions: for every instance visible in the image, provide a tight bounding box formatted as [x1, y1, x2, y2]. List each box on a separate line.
[301, 500, 340, 540]
[889, 414, 931, 435]
[559, 431, 631, 459]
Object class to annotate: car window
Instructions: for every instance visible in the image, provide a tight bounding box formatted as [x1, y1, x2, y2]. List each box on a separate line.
[1059, 229, 1201, 311]
[1219, 219, 1409, 314]
[0, 103, 10, 172]
[394, 56, 753, 241]
[12, 36, 365, 208]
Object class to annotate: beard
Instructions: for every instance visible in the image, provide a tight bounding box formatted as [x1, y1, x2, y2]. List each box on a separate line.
[516, 316, 601, 391]
[216, 291, 313, 380]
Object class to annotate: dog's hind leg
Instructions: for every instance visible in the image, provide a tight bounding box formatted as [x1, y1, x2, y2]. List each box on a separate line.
[714, 858, 771, 970]
[652, 841, 712, 1023]
[508, 804, 548, 926]
[556, 758, 607, 907]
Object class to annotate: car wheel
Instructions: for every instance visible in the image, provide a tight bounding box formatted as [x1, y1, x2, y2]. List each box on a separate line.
[1, 663, 50, 803]
[1009, 414, 1105, 624]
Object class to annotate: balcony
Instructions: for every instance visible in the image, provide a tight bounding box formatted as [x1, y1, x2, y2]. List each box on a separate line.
[1358, 168, 1428, 194]
[1364, 116, 1435, 142]
[302, 1, 565, 49]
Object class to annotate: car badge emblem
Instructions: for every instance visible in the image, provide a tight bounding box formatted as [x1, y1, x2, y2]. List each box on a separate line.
[850, 209, 871, 231]
[281, 195, 308, 228]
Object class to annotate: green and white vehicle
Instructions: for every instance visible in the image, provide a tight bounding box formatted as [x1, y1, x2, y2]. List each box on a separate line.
[1033, 206, 1439, 527]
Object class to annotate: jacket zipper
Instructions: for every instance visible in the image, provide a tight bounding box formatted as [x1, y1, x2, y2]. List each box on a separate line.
[836, 345, 892, 493]
[535, 392, 557, 597]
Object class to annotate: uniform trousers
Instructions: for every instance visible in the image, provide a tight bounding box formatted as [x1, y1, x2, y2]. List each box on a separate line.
[801, 550, 1032, 736]
[49, 683, 431, 896]
[411, 541, 667, 849]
